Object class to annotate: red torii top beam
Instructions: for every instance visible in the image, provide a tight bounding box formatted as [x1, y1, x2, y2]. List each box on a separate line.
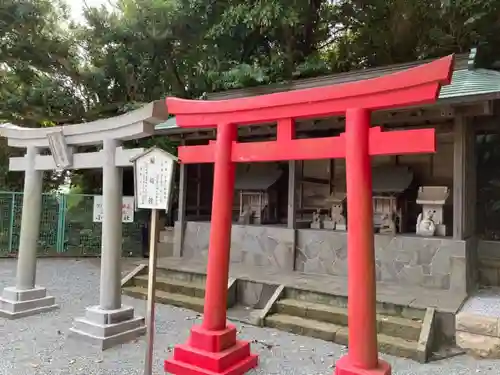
[164, 55, 454, 375]
[171, 55, 453, 164]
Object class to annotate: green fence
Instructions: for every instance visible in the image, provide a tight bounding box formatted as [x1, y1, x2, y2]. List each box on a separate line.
[0, 192, 146, 257]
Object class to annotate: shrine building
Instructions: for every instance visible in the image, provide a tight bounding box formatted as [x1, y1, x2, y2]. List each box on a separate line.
[125, 48, 500, 360]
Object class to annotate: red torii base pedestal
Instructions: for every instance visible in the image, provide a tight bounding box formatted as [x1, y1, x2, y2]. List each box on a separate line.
[335, 357, 391, 375]
[163, 54, 454, 375]
[165, 325, 257, 375]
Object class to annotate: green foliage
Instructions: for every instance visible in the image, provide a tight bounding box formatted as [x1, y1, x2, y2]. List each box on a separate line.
[1, 0, 500, 193]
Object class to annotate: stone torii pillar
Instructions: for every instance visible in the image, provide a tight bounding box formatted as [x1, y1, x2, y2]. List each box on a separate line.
[0, 101, 168, 350]
[0, 145, 57, 318]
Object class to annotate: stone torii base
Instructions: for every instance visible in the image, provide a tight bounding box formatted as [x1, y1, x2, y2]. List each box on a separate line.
[0, 286, 58, 319]
[69, 305, 145, 350]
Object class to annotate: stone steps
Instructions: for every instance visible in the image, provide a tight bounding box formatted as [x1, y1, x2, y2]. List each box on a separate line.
[265, 314, 420, 361]
[134, 274, 206, 298]
[265, 298, 426, 361]
[122, 286, 205, 313]
[275, 299, 422, 341]
[122, 270, 208, 314]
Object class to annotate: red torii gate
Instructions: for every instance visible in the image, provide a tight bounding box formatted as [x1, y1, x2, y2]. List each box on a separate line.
[164, 55, 454, 375]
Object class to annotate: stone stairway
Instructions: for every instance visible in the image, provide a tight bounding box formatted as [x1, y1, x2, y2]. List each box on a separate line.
[264, 289, 431, 362]
[122, 269, 436, 362]
[122, 271, 207, 313]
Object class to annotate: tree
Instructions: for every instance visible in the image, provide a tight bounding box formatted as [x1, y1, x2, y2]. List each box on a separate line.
[0, 0, 85, 190]
[2, 0, 500, 193]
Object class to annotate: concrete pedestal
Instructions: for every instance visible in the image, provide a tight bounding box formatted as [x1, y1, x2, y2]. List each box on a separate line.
[69, 305, 145, 350]
[0, 286, 57, 319]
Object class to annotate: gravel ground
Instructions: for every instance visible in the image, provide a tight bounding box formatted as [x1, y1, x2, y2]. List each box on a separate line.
[460, 287, 500, 318]
[0, 258, 499, 375]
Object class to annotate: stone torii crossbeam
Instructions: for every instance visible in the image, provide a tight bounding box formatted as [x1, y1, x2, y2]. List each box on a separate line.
[164, 55, 454, 375]
[0, 101, 168, 350]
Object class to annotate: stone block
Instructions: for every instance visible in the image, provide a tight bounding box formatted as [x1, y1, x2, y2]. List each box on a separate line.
[0, 286, 58, 319]
[479, 267, 499, 286]
[449, 256, 467, 293]
[456, 312, 499, 337]
[416, 308, 436, 363]
[69, 305, 145, 350]
[2, 286, 47, 301]
[456, 331, 500, 358]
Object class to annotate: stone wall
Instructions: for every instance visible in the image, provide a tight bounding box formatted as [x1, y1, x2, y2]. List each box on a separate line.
[180, 222, 469, 292]
[477, 240, 500, 287]
[295, 229, 467, 292]
[182, 221, 295, 271]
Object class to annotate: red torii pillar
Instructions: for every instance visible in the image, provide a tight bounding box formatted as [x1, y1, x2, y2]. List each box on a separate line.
[164, 55, 454, 375]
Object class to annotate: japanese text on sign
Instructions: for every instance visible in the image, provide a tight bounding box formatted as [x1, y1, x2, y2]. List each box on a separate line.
[134, 150, 174, 210]
[93, 196, 135, 223]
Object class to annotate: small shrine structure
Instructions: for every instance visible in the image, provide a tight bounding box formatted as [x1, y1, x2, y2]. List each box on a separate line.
[236, 163, 282, 225]
[0, 101, 169, 349]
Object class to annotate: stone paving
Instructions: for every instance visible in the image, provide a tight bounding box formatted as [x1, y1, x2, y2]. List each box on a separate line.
[0, 258, 499, 375]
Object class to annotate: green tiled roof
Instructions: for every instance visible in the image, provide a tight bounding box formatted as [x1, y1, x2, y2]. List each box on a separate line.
[439, 69, 500, 99]
[155, 116, 177, 130]
[155, 68, 500, 132]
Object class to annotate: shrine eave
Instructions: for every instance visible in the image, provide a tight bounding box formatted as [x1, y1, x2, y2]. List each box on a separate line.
[156, 56, 500, 135]
[165, 55, 454, 128]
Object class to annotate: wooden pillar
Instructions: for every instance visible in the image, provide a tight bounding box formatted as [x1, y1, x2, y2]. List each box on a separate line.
[173, 140, 187, 257]
[453, 117, 475, 240]
[287, 161, 297, 229]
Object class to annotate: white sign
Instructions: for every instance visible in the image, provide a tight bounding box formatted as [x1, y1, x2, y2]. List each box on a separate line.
[93, 196, 135, 223]
[47, 130, 73, 169]
[131, 147, 177, 211]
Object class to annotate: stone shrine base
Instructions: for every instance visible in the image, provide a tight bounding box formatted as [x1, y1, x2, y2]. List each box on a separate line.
[69, 305, 146, 350]
[0, 286, 58, 319]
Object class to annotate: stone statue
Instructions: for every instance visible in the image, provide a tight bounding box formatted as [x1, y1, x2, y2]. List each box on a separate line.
[416, 186, 449, 236]
[310, 209, 323, 229]
[331, 202, 347, 230]
[238, 205, 253, 225]
[416, 209, 436, 236]
[323, 194, 347, 231]
[379, 213, 396, 235]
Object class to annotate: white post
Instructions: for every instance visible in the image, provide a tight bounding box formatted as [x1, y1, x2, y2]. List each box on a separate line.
[99, 138, 123, 310]
[69, 138, 145, 350]
[144, 209, 159, 375]
[16, 146, 43, 289]
[0, 147, 58, 319]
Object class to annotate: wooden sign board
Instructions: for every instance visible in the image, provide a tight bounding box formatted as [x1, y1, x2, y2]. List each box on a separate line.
[131, 147, 178, 211]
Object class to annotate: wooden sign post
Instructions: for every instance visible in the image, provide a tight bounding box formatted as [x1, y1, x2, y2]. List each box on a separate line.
[131, 147, 177, 375]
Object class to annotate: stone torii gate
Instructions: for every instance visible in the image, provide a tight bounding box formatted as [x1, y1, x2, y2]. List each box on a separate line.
[0, 101, 168, 349]
[164, 56, 454, 375]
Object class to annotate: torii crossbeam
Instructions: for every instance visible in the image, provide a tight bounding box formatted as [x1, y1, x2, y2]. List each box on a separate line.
[164, 55, 454, 375]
